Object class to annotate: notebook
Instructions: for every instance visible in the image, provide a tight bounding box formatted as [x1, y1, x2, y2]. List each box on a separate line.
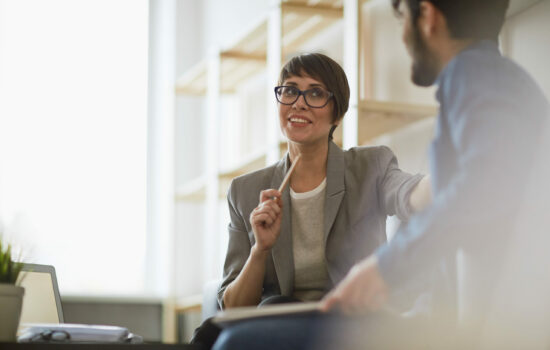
[212, 302, 321, 327]
[17, 263, 64, 324]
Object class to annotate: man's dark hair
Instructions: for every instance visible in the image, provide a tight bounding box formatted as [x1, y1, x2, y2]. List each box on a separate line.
[278, 53, 350, 125]
[392, 0, 510, 42]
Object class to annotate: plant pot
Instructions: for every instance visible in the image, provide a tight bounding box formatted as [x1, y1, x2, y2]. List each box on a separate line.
[0, 284, 25, 342]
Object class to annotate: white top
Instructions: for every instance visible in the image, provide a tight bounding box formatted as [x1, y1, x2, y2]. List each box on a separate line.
[290, 178, 329, 301]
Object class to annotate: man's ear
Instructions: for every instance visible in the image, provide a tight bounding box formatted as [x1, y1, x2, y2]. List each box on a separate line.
[417, 1, 439, 38]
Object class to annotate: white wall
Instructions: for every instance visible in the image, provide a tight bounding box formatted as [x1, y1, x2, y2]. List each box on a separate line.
[503, 0, 550, 96]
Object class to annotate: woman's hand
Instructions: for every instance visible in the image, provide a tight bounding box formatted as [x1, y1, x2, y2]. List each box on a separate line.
[250, 189, 283, 252]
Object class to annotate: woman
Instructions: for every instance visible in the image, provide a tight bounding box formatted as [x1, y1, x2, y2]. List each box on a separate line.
[219, 52, 430, 309]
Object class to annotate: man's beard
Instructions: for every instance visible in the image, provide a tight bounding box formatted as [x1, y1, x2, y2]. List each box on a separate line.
[410, 24, 439, 87]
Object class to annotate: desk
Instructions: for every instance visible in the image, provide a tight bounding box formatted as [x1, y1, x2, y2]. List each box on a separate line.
[0, 343, 203, 350]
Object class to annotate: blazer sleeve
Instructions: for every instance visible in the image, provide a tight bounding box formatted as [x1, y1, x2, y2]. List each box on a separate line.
[217, 179, 253, 309]
[377, 146, 424, 221]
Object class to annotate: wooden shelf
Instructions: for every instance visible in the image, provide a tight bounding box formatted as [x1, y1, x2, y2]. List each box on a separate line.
[175, 176, 207, 202]
[175, 60, 208, 95]
[175, 1, 343, 96]
[219, 148, 272, 181]
[358, 100, 438, 144]
[281, 1, 343, 55]
[217, 149, 267, 198]
[216, 142, 292, 199]
[175, 55, 266, 96]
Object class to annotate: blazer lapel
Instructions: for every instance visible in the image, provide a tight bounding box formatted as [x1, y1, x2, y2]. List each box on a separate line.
[270, 153, 294, 296]
[324, 141, 346, 243]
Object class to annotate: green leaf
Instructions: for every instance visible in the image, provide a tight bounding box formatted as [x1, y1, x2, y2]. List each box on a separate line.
[0, 236, 23, 284]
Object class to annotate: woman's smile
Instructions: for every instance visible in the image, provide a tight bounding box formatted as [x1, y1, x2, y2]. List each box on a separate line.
[288, 114, 313, 127]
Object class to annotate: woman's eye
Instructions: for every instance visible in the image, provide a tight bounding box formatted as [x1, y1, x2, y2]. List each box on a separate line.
[310, 88, 323, 97]
[284, 87, 298, 96]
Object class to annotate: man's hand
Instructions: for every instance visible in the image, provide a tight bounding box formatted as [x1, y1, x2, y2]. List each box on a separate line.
[320, 255, 389, 314]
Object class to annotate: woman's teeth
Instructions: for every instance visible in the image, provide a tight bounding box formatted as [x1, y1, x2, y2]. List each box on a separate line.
[290, 117, 309, 124]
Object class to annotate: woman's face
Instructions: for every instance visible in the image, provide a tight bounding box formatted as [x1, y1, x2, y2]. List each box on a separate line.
[278, 73, 336, 146]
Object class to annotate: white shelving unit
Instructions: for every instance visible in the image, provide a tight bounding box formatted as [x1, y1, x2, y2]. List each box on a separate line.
[358, 100, 438, 144]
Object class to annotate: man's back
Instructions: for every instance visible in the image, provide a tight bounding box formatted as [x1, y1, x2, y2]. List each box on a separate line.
[431, 39, 549, 343]
[376, 39, 549, 345]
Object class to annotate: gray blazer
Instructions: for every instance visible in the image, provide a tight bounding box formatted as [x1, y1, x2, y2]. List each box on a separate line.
[217, 141, 423, 308]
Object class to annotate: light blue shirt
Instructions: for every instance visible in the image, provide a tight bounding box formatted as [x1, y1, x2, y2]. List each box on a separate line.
[376, 40, 550, 312]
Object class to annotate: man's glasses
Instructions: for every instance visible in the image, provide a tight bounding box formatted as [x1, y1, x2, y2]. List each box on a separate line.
[274, 86, 333, 108]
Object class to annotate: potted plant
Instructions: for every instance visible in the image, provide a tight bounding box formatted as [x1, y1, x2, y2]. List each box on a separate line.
[0, 236, 25, 342]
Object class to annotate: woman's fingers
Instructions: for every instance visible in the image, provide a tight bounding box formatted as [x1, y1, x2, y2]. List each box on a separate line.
[251, 201, 281, 226]
[255, 199, 281, 218]
[253, 213, 274, 226]
[259, 189, 282, 204]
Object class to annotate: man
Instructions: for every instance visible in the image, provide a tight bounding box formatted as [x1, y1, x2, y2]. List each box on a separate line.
[322, 0, 550, 346]
[213, 0, 549, 348]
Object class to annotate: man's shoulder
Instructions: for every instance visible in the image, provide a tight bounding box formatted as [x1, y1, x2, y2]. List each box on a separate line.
[442, 42, 547, 107]
[449, 43, 535, 89]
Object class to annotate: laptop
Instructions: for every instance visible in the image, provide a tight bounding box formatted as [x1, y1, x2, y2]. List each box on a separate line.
[17, 263, 65, 324]
[15, 263, 142, 343]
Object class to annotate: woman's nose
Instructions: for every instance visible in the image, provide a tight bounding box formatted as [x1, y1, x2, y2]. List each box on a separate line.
[292, 93, 308, 109]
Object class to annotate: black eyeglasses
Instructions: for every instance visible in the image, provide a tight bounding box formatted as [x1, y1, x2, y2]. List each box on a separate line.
[274, 86, 333, 108]
[31, 330, 71, 342]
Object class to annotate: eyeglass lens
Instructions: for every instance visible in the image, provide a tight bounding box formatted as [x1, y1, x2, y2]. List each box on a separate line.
[275, 86, 331, 108]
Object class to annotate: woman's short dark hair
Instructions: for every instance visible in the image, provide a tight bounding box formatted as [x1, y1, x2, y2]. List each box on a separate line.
[392, 0, 509, 42]
[278, 53, 350, 125]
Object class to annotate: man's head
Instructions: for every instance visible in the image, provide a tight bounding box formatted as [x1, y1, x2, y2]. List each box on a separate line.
[392, 0, 510, 86]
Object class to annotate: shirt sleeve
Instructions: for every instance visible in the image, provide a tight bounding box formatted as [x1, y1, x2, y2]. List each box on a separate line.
[376, 57, 544, 289]
[377, 146, 425, 221]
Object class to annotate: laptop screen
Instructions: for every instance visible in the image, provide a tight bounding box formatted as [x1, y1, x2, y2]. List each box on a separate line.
[17, 264, 64, 324]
